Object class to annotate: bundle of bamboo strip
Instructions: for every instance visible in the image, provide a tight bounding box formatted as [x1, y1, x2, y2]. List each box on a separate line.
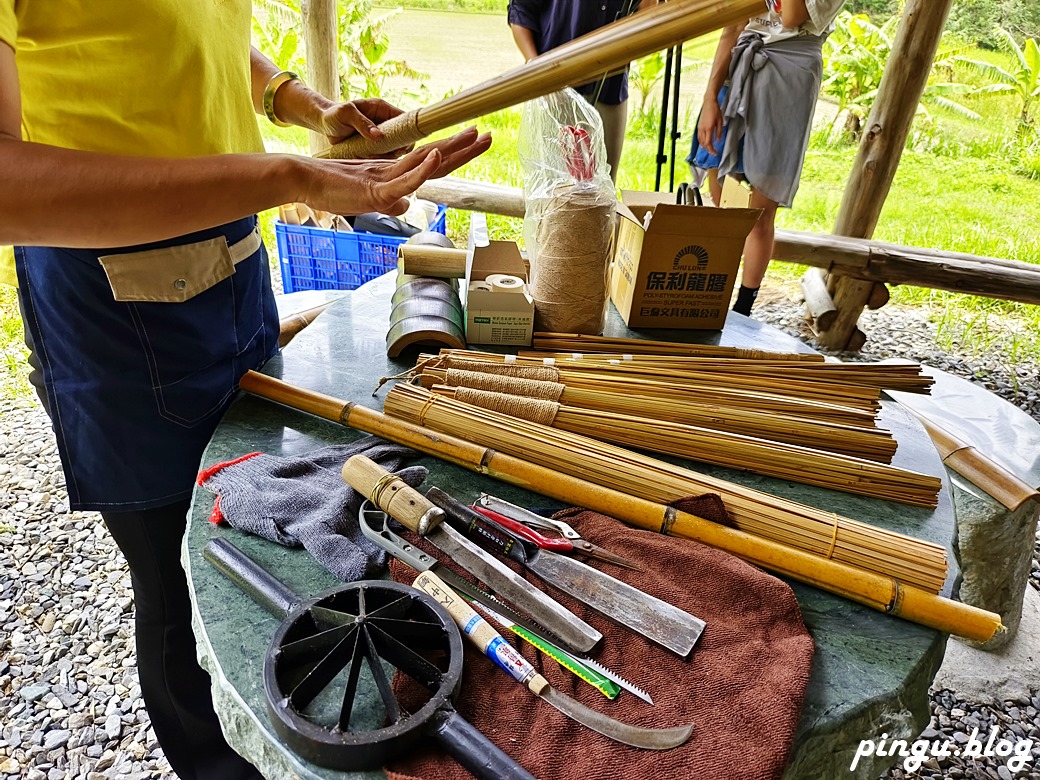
[426, 384, 942, 506]
[238, 370, 1000, 643]
[521, 352, 932, 393]
[432, 349, 887, 410]
[384, 383, 948, 593]
[419, 365, 897, 461]
[532, 332, 826, 361]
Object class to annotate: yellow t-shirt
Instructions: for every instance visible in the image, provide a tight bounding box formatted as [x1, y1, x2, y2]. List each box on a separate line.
[0, 0, 266, 286]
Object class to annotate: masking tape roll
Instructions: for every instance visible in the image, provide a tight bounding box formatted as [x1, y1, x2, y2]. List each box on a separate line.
[468, 281, 493, 293]
[486, 273, 526, 294]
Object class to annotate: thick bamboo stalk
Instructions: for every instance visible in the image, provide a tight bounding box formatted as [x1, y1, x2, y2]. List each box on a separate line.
[321, 0, 763, 158]
[237, 370, 1001, 642]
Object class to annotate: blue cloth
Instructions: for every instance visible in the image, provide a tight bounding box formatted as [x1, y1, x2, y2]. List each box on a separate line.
[507, 0, 641, 105]
[16, 217, 279, 511]
[688, 84, 744, 176]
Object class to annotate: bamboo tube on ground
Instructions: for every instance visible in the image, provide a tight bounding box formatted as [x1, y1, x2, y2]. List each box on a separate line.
[320, 0, 764, 159]
[385, 383, 947, 593]
[237, 370, 1001, 643]
[429, 384, 941, 506]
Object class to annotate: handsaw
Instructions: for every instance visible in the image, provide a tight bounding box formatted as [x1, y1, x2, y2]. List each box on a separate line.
[343, 455, 602, 654]
[413, 569, 694, 750]
[427, 487, 706, 657]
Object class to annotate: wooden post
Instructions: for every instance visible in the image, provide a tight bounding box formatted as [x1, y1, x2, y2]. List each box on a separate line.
[814, 0, 955, 350]
[301, 0, 339, 155]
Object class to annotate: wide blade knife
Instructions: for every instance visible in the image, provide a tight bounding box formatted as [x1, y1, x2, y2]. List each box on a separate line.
[427, 487, 706, 657]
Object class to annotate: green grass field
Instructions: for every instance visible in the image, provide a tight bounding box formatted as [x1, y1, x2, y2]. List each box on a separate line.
[3, 8, 1039, 400]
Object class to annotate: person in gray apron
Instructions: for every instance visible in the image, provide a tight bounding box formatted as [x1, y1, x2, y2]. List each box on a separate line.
[1, 5, 490, 776]
[688, 0, 846, 317]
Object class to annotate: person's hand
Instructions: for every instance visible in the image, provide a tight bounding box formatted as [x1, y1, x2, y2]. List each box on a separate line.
[296, 126, 492, 217]
[316, 98, 409, 150]
[697, 97, 724, 157]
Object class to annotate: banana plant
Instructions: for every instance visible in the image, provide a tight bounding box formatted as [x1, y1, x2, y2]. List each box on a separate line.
[953, 26, 1040, 131]
[821, 11, 981, 144]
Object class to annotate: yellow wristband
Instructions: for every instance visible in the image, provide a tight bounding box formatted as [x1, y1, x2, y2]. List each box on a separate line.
[263, 70, 300, 127]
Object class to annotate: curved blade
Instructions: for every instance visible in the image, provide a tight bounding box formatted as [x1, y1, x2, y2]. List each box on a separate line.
[538, 686, 692, 750]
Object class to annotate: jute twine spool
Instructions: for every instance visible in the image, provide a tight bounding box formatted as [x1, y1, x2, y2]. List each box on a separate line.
[531, 186, 615, 335]
[318, 110, 425, 159]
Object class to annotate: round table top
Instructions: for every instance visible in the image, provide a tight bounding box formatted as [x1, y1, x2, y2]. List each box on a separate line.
[186, 274, 954, 780]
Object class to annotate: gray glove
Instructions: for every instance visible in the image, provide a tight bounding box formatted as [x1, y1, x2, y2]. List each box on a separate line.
[198, 436, 424, 582]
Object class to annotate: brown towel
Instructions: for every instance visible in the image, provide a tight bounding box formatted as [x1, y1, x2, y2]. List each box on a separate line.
[386, 507, 814, 780]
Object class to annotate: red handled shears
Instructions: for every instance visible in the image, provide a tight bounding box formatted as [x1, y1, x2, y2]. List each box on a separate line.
[471, 495, 642, 572]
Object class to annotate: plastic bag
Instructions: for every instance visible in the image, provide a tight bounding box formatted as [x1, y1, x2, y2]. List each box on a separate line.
[519, 88, 617, 335]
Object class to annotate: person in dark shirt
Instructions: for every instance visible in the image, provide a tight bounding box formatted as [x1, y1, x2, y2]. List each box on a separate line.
[508, 0, 655, 182]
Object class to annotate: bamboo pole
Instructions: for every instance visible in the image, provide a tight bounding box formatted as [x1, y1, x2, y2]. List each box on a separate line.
[319, 0, 763, 159]
[816, 0, 957, 349]
[237, 370, 1001, 643]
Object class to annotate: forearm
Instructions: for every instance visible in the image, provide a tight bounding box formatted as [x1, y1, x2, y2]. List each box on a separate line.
[249, 47, 334, 133]
[510, 25, 540, 62]
[780, 0, 810, 30]
[702, 24, 744, 103]
[0, 139, 303, 248]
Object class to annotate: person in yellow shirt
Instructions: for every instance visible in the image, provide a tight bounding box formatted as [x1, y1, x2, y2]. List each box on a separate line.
[0, 2, 490, 778]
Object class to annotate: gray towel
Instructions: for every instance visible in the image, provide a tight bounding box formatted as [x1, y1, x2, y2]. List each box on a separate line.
[720, 31, 825, 207]
[198, 436, 425, 582]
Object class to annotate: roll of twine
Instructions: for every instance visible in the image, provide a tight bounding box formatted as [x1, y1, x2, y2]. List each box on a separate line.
[441, 357, 560, 382]
[531, 187, 615, 335]
[444, 369, 565, 401]
[317, 110, 424, 159]
[453, 387, 561, 426]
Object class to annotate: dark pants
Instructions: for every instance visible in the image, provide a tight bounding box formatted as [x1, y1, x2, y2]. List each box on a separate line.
[102, 504, 262, 780]
[20, 302, 261, 780]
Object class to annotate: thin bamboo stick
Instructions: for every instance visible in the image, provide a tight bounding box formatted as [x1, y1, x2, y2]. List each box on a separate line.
[532, 332, 826, 361]
[237, 370, 1001, 643]
[321, 0, 764, 158]
[385, 383, 948, 593]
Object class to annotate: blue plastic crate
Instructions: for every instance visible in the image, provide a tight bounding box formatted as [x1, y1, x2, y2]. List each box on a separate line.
[275, 205, 447, 293]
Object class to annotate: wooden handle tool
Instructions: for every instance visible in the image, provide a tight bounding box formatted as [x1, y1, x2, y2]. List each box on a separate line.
[342, 454, 444, 535]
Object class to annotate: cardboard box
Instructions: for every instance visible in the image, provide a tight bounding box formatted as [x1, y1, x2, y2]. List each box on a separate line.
[609, 189, 760, 329]
[463, 215, 535, 346]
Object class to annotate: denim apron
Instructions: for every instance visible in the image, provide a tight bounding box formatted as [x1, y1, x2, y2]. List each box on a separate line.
[16, 217, 279, 512]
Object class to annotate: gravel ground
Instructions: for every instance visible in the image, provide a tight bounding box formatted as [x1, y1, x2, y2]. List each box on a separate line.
[1, 290, 1038, 779]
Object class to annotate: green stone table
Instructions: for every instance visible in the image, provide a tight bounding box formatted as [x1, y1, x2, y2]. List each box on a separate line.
[186, 273, 955, 780]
